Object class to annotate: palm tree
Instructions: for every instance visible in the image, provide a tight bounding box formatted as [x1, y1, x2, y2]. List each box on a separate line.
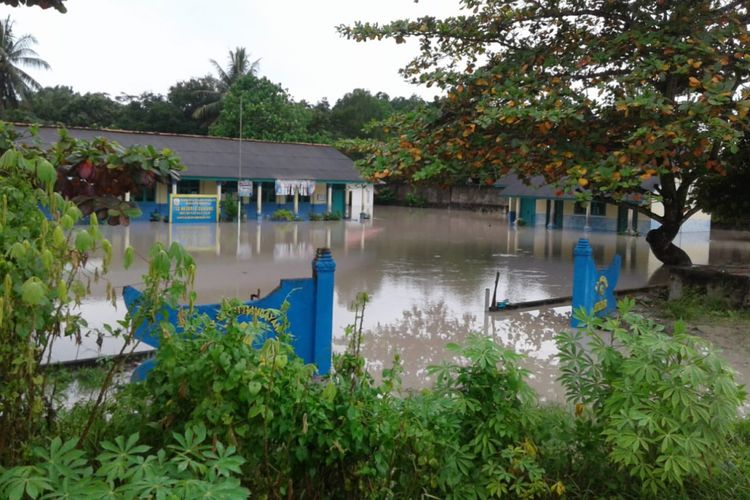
[193, 47, 260, 124]
[0, 16, 49, 110]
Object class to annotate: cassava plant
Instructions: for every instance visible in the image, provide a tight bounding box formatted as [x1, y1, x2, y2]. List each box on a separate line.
[0, 425, 249, 499]
[556, 298, 745, 494]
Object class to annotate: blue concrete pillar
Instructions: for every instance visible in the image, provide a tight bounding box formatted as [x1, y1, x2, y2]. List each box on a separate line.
[570, 238, 621, 327]
[312, 248, 336, 374]
[571, 239, 593, 328]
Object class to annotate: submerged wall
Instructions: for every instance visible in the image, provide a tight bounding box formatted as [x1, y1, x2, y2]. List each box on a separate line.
[381, 184, 507, 211]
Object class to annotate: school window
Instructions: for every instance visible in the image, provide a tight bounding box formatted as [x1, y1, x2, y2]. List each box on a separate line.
[574, 201, 606, 216]
[138, 186, 156, 202]
[177, 180, 200, 194]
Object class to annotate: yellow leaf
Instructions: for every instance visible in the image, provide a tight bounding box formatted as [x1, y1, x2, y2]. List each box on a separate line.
[689, 76, 701, 88]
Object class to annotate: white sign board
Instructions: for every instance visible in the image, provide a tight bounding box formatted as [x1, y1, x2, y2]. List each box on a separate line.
[238, 180, 253, 197]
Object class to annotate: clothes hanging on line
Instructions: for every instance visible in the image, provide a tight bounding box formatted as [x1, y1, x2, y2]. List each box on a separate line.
[275, 180, 316, 196]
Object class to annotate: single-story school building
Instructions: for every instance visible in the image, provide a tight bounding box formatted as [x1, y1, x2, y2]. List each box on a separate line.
[18, 125, 374, 222]
[496, 174, 711, 233]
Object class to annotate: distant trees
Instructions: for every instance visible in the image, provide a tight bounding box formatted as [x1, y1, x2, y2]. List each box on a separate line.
[115, 93, 193, 135]
[0, 29, 428, 146]
[18, 86, 118, 127]
[0, 16, 49, 109]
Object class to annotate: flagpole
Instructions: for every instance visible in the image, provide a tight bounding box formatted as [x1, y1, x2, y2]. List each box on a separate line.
[237, 96, 243, 239]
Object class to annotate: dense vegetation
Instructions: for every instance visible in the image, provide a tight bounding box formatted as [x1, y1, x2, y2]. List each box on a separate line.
[1, 138, 750, 498]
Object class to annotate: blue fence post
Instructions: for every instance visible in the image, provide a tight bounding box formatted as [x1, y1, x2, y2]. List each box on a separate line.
[571, 239, 594, 328]
[570, 238, 621, 327]
[312, 248, 336, 374]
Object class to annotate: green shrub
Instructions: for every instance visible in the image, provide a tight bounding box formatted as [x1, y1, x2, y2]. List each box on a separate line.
[0, 146, 111, 464]
[220, 192, 240, 221]
[374, 186, 396, 205]
[0, 426, 248, 499]
[308, 211, 340, 221]
[405, 191, 427, 207]
[556, 299, 745, 495]
[270, 208, 297, 221]
[323, 211, 342, 221]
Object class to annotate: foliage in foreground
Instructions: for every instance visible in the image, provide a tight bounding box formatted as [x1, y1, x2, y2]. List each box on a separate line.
[0, 143, 194, 465]
[0, 427, 248, 499]
[558, 301, 745, 495]
[17, 298, 739, 499]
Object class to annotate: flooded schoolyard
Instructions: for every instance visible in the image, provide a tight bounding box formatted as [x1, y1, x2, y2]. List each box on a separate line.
[60, 206, 750, 402]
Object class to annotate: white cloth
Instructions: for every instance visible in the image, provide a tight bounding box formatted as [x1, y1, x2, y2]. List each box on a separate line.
[275, 180, 316, 196]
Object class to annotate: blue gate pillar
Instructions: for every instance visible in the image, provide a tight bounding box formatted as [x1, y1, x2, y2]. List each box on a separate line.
[312, 248, 336, 374]
[571, 239, 621, 327]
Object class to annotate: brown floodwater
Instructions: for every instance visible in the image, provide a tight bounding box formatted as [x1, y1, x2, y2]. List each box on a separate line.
[55, 206, 750, 403]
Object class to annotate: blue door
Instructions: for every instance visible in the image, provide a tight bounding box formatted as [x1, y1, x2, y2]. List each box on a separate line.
[520, 197, 536, 225]
[332, 185, 345, 216]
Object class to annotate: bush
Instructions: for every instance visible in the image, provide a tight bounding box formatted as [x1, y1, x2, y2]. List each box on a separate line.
[221, 192, 240, 221]
[310, 211, 342, 221]
[374, 185, 396, 205]
[405, 191, 427, 207]
[270, 208, 297, 221]
[556, 299, 744, 495]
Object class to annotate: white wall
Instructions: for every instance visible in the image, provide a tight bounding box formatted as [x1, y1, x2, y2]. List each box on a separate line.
[347, 184, 374, 218]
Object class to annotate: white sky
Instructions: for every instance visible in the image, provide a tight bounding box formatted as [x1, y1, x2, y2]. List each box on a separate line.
[7, 0, 462, 104]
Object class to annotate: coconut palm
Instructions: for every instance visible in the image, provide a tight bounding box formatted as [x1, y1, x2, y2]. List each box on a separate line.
[0, 16, 49, 109]
[192, 47, 260, 124]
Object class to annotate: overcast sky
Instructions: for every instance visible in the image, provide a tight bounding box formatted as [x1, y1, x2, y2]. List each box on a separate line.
[7, 0, 462, 104]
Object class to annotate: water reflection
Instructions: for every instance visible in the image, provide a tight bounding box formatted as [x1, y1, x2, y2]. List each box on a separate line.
[54, 207, 750, 398]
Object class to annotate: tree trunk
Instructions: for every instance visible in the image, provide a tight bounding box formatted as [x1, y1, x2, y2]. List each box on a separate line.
[646, 219, 692, 266]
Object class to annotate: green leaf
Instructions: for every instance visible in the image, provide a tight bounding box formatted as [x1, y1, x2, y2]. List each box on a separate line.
[35, 158, 57, 188]
[123, 246, 135, 269]
[74, 231, 93, 253]
[0, 148, 20, 168]
[20, 278, 49, 306]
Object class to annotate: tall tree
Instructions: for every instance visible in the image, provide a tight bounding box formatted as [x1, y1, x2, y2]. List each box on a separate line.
[330, 89, 393, 139]
[0, 16, 50, 109]
[193, 47, 260, 125]
[340, 0, 750, 265]
[167, 76, 218, 135]
[209, 74, 313, 142]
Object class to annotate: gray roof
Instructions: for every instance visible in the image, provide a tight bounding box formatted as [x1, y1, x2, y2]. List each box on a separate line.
[495, 174, 574, 199]
[496, 173, 659, 202]
[14, 125, 364, 183]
